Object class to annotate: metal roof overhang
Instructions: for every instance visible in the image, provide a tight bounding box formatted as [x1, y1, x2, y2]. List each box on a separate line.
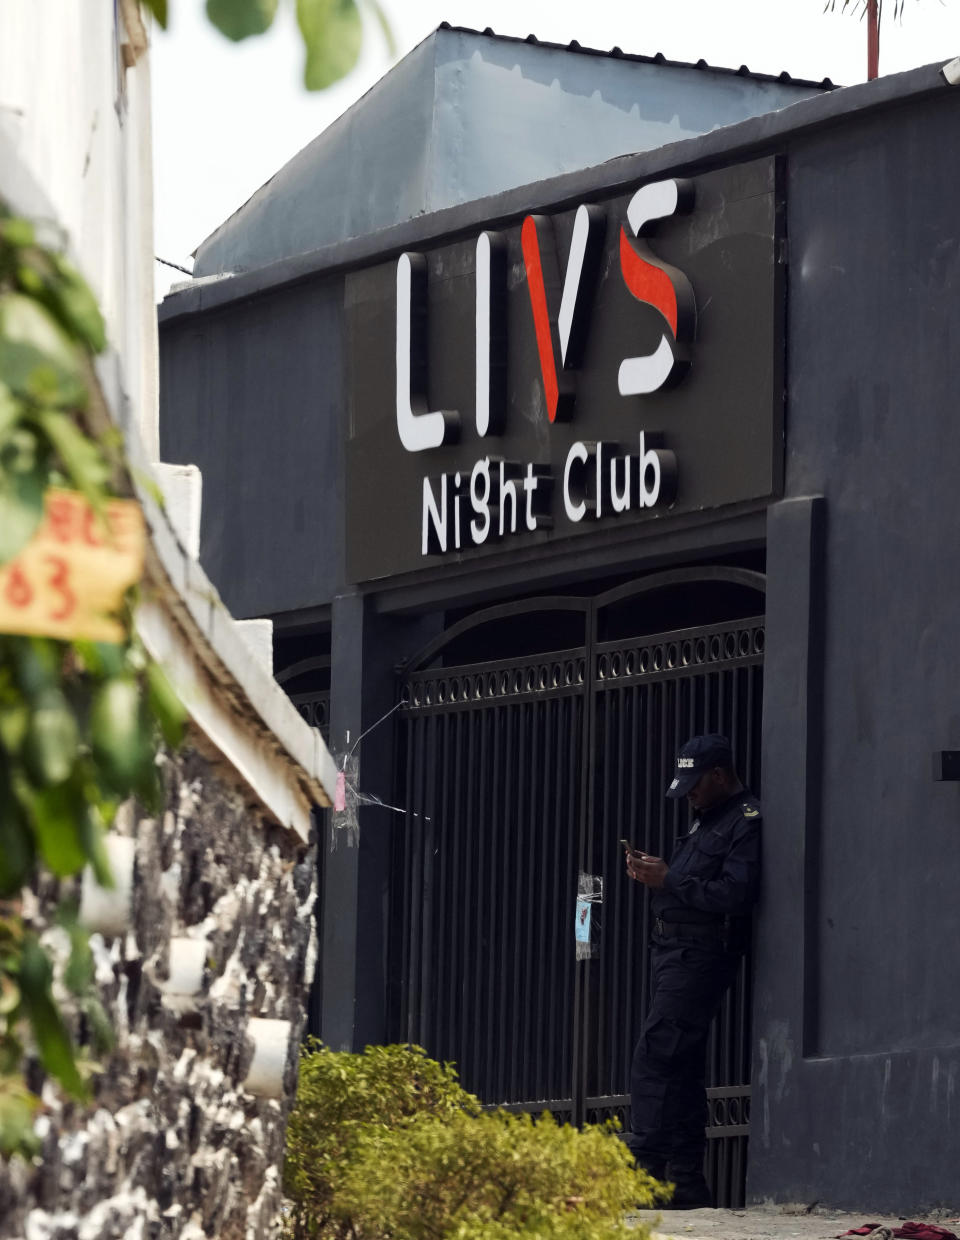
[158, 59, 952, 327]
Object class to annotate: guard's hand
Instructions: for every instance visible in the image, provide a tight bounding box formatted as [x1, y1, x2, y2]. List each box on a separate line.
[626, 851, 668, 888]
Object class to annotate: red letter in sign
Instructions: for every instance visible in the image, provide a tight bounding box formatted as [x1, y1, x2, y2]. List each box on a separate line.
[618, 179, 696, 396]
[522, 204, 605, 423]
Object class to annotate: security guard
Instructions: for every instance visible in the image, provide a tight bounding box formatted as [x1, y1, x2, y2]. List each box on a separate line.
[623, 734, 761, 1208]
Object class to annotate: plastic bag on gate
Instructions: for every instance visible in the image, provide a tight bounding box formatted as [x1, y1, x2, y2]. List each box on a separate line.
[575, 872, 603, 960]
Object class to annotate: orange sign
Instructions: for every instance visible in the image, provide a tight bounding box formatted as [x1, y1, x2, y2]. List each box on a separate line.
[0, 489, 145, 642]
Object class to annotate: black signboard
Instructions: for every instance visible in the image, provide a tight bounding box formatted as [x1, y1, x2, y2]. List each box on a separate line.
[345, 156, 783, 582]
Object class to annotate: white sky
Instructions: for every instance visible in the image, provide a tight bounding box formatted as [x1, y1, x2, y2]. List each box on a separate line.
[152, 0, 959, 299]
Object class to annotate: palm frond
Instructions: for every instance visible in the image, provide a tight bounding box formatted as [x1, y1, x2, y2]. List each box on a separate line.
[823, 0, 918, 23]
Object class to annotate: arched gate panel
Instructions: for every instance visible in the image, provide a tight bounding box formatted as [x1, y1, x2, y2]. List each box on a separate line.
[392, 570, 765, 1205]
[393, 598, 589, 1121]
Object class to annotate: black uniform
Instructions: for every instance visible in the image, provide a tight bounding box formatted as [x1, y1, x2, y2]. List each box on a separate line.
[626, 791, 762, 1191]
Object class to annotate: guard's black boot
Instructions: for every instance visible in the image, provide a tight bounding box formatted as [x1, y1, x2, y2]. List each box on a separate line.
[667, 1171, 712, 1209]
[636, 1158, 667, 1182]
[633, 1159, 669, 1209]
[616, 1133, 666, 1183]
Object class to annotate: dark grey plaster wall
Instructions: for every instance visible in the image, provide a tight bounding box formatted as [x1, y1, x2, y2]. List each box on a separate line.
[321, 595, 442, 1053]
[750, 91, 960, 1212]
[159, 278, 344, 620]
[158, 67, 960, 1211]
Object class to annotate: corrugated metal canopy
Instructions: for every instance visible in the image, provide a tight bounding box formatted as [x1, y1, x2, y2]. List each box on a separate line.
[193, 24, 833, 278]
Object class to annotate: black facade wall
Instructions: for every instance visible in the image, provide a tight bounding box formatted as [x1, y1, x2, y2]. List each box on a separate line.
[158, 278, 345, 619]
[751, 91, 960, 1211]
[156, 67, 960, 1211]
[323, 595, 441, 1051]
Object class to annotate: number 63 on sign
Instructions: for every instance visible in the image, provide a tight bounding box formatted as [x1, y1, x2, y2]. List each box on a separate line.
[0, 489, 145, 643]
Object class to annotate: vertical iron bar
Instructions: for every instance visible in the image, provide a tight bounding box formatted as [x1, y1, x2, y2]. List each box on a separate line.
[623, 681, 639, 1093]
[705, 666, 714, 735]
[489, 697, 506, 1098]
[608, 681, 626, 1100]
[460, 703, 483, 1090]
[534, 695, 554, 1101]
[576, 605, 597, 1127]
[418, 711, 438, 1042]
[407, 712, 429, 1042]
[506, 698, 528, 1101]
[444, 707, 464, 1062]
[399, 706, 415, 1042]
[594, 681, 612, 1103]
[520, 697, 542, 1101]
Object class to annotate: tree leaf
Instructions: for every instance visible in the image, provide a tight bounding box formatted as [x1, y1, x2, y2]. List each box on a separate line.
[0, 1075, 40, 1158]
[12, 637, 58, 700]
[0, 381, 21, 441]
[64, 925, 94, 996]
[0, 428, 46, 563]
[0, 216, 35, 249]
[22, 688, 79, 786]
[0, 1035, 25, 1076]
[206, 0, 279, 41]
[81, 995, 114, 1054]
[90, 677, 151, 793]
[358, 0, 395, 56]
[0, 701, 29, 754]
[297, 0, 363, 90]
[0, 975, 20, 1016]
[31, 409, 111, 513]
[0, 912, 25, 947]
[46, 255, 107, 354]
[18, 937, 86, 1099]
[146, 660, 186, 748]
[25, 780, 87, 876]
[130, 465, 165, 509]
[14, 251, 106, 356]
[140, 0, 168, 27]
[134, 755, 161, 813]
[0, 293, 88, 408]
[78, 804, 114, 888]
[0, 783, 35, 897]
[75, 640, 126, 680]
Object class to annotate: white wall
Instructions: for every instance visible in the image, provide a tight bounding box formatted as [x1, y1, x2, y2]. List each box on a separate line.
[0, 0, 158, 458]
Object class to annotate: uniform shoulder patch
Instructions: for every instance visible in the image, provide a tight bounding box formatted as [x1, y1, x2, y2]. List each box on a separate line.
[741, 804, 761, 819]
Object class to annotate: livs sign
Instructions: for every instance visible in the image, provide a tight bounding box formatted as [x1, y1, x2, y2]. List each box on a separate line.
[345, 157, 782, 582]
[399, 180, 694, 557]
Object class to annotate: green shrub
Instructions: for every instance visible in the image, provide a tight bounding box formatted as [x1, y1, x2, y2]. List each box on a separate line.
[284, 1040, 475, 1235]
[283, 1041, 664, 1240]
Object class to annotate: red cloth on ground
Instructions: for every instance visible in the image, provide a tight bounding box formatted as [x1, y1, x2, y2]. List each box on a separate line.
[838, 1225, 958, 1240]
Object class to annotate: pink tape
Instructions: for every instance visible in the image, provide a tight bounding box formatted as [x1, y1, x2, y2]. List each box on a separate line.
[334, 769, 346, 813]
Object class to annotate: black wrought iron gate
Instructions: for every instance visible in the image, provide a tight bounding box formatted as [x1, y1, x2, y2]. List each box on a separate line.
[391, 568, 764, 1206]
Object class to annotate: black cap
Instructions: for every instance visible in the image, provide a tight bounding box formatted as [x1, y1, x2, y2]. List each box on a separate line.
[665, 734, 733, 798]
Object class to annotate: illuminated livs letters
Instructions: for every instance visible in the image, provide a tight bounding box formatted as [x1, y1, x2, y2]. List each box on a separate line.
[618, 180, 696, 394]
[521, 204, 605, 423]
[395, 252, 459, 450]
[393, 179, 696, 557]
[475, 231, 508, 438]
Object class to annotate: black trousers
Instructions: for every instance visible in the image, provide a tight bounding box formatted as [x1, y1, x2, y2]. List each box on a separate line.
[625, 940, 738, 1179]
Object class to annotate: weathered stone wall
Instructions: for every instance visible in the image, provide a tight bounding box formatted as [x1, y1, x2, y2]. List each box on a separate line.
[0, 743, 318, 1240]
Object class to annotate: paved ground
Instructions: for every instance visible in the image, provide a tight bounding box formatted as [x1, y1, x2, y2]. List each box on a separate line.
[626, 1206, 960, 1240]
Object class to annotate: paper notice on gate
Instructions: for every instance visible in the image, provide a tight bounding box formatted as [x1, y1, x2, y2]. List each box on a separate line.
[575, 898, 592, 943]
[575, 872, 602, 959]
